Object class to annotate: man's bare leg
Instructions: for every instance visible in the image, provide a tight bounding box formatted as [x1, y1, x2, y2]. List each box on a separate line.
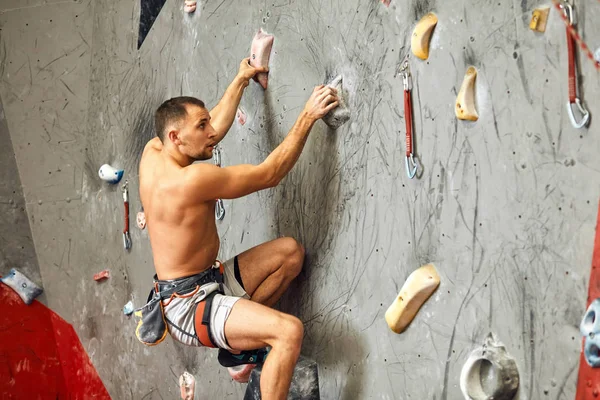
[236, 237, 305, 306]
[224, 299, 303, 400]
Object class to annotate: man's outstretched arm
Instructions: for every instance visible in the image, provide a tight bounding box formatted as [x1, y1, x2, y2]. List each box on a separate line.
[188, 85, 339, 200]
[210, 58, 267, 142]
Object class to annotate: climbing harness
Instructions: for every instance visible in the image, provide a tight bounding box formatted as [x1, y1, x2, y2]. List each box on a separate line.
[556, 0, 590, 128]
[218, 347, 270, 368]
[134, 264, 224, 346]
[122, 180, 132, 250]
[213, 146, 225, 221]
[400, 58, 418, 179]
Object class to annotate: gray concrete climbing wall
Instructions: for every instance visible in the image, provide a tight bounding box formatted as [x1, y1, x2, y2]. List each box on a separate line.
[0, 97, 42, 294]
[1, 0, 599, 398]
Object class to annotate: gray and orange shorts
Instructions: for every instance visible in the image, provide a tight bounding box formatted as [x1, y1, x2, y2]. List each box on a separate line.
[161, 257, 249, 350]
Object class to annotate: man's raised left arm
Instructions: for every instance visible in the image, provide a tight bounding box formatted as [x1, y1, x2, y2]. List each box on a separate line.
[210, 58, 267, 142]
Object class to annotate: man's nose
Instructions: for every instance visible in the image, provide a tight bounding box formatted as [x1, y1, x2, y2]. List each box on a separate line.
[208, 124, 217, 138]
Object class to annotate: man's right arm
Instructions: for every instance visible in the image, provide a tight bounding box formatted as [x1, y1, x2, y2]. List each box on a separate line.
[186, 85, 339, 200]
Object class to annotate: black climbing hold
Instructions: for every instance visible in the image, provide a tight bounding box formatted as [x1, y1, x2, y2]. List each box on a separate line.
[244, 356, 320, 400]
[138, 0, 169, 49]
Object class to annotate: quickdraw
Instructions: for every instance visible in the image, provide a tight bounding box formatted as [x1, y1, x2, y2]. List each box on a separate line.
[552, 0, 600, 71]
[213, 146, 225, 221]
[556, 0, 590, 128]
[400, 58, 418, 179]
[122, 180, 132, 250]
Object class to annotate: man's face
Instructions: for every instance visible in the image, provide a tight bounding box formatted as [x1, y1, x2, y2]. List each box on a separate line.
[176, 105, 217, 161]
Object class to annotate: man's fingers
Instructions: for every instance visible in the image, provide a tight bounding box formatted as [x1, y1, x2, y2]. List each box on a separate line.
[316, 88, 335, 103]
[314, 85, 326, 94]
[323, 100, 339, 113]
[322, 94, 337, 105]
[319, 94, 338, 107]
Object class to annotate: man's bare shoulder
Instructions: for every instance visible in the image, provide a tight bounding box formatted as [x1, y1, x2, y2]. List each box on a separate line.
[183, 162, 219, 184]
[142, 138, 162, 158]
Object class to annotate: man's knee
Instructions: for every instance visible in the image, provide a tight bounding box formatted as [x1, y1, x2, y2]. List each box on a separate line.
[280, 237, 305, 276]
[275, 314, 304, 351]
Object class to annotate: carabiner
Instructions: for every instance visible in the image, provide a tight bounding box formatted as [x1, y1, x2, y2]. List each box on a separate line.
[405, 154, 418, 179]
[399, 58, 411, 91]
[213, 146, 222, 166]
[122, 180, 129, 203]
[122, 180, 132, 250]
[567, 98, 590, 129]
[559, 1, 574, 25]
[213, 146, 225, 220]
[123, 232, 132, 250]
[215, 199, 225, 221]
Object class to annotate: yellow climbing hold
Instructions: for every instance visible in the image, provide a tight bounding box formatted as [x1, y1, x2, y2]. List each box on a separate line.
[455, 66, 479, 121]
[411, 13, 438, 60]
[385, 263, 440, 334]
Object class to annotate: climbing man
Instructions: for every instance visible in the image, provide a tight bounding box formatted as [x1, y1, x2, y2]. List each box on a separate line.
[137, 57, 339, 400]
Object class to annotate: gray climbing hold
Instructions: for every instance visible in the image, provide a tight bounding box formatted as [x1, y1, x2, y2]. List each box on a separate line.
[322, 75, 351, 130]
[460, 333, 519, 400]
[0, 268, 43, 305]
[244, 356, 319, 400]
[580, 298, 600, 367]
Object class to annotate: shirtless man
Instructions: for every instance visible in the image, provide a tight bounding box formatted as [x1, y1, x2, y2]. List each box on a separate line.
[138, 58, 338, 399]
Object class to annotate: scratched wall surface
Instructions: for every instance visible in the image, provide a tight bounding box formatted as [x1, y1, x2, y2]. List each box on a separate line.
[1, 0, 600, 398]
[0, 95, 43, 295]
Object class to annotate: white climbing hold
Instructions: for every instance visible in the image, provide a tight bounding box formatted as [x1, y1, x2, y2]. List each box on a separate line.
[184, 0, 197, 13]
[123, 301, 134, 316]
[98, 164, 124, 184]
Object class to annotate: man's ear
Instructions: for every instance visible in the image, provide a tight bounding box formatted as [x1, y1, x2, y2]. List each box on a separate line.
[168, 129, 181, 145]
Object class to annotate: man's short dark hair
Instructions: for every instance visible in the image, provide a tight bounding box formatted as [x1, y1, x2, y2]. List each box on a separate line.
[154, 96, 206, 142]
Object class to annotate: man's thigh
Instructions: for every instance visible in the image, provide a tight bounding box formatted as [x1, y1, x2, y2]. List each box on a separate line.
[234, 237, 301, 297]
[223, 298, 290, 351]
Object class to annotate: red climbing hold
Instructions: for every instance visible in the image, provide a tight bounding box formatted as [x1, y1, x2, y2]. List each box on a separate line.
[93, 269, 110, 281]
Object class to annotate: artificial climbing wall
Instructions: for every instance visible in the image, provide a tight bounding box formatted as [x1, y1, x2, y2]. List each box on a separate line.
[1, 0, 599, 398]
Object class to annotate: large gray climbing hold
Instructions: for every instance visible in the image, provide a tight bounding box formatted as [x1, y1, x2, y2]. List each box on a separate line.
[243, 356, 320, 400]
[322, 75, 351, 130]
[1, 268, 43, 305]
[580, 298, 600, 367]
[459, 333, 519, 400]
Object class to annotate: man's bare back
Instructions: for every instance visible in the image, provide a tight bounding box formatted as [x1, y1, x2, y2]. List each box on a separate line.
[139, 137, 219, 280]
